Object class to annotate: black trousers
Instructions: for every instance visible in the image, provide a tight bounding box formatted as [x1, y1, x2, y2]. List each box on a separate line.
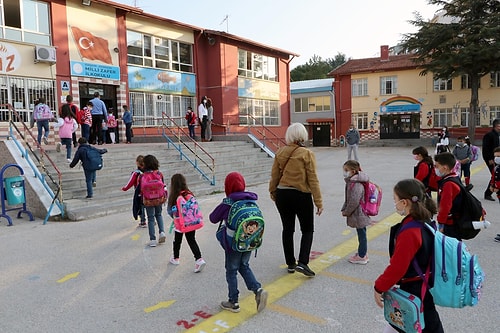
[173, 230, 202, 260]
[275, 188, 314, 266]
[484, 161, 494, 197]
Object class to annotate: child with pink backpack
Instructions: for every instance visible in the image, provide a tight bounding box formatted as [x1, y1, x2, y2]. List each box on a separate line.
[166, 173, 206, 273]
[54, 104, 78, 162]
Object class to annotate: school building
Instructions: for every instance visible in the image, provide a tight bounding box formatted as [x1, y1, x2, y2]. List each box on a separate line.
[0, 0, 296, 140]
[328, 45, 500, 143]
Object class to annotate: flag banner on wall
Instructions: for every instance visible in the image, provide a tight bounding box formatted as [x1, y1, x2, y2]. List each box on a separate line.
[70, 26, 112, 65]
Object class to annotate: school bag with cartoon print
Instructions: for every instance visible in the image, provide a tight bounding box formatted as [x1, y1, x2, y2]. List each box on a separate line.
[140, 171, 167, 206]
[172, 192, 203, 233]
[356, 181, 382, 216]
[216, 198, 264, 252]
[470, 145, 480, 162]
[383, 286, 425, 333]
[34, 103, 52, 120]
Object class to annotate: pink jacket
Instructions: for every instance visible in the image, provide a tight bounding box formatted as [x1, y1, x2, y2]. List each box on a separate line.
[55, 117, 77, 139]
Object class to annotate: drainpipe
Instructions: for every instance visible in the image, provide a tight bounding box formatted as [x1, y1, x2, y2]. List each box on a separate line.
[329, 88, 336, 146]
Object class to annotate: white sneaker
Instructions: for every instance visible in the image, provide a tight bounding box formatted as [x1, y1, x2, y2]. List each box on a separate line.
[66, 158, 72, 163]
[149, 240, 157, 247]
[56, 142, 61, 152]
[42, 137, 48, 145]
[158, 232, 166, 244]
[194, 258, 206, 273]
[169, 257, 180, 265]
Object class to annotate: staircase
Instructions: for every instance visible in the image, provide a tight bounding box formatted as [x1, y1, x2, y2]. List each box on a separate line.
[44, 138, 274, 221]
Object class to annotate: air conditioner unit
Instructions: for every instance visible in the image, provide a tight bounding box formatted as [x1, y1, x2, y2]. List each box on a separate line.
[34, 45, 56, 63]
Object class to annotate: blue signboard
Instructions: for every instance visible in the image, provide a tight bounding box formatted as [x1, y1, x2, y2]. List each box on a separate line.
[70, 61, 120, 80]
[380, 104, 421, 113]
[127, 66, 196, 96]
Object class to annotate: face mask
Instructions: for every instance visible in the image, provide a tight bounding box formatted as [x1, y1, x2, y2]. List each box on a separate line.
[435, 168, 445, 177]
[394, 200, 406, 216]
[203, 99, 207, 103]
[343, 170, 351, 178]
[495, 157, 500, 164]
[457, 142, 464, 147]
[442, 128, 446, 131]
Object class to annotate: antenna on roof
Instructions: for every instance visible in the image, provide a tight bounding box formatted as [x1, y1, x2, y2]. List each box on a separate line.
[220, 14, 229, 33]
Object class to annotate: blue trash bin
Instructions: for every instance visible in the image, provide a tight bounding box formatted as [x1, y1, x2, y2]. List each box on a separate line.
[4, 176, 25, 205]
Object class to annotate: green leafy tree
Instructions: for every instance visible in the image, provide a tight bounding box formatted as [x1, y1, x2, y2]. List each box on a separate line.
[291, 53, 346, 81]
[402, 0, 500, 139]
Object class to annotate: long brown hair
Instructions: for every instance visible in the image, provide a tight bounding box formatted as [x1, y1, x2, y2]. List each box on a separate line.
[393, 179, 437, 220]
[167, 173, 193, 208]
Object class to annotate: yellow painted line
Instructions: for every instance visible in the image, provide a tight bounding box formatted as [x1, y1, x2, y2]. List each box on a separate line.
[267, 303, 327, 325]
[341, 229, 351, 236]
[184, 212, 401, 333]
[144, 300, 176, 313]
[131, 234, 141, 241]
[57, 272, 80, 283]
[319, 271, 372, 285]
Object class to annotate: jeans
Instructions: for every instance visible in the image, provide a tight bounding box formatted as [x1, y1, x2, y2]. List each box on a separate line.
[36, 120, 49, 144]
[125, 123, 132, 143]
[225, 250, 261, 303]
[460, 162, 471, 178]
[275, 188, 314, 266]
[173, 230, 201, 260]
[356, 227, 367, 257]
[188, 125, 195, 139]
[347, 144, 358, 161]
[61, 138, 72, 159]
[200, 116, 208, 140]
[81, 124, 90, 141]
[83, 169, 96, 197]
[145, 205, 165, 241]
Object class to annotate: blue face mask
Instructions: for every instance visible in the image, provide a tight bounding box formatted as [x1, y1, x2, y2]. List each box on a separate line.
[435, 168, 445, 177]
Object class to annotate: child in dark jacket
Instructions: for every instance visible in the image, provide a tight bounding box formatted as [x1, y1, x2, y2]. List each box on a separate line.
[121, 155, 146, 228]
[209, 172, 268, 314]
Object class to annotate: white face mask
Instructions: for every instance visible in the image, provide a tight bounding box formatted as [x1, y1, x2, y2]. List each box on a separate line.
[457, 142, 464, 147]
[394, 199, 406, 216]
[435, 168, 445, 177]
[495, 157, 500, 164]
[343, 170, 351, 178]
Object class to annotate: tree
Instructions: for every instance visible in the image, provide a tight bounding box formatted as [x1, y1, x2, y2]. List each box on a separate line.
[402, 0, 500, 139]
[291, 53, 346, 81]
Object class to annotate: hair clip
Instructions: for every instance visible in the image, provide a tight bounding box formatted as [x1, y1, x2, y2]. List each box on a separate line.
[411, 196, 419, 203]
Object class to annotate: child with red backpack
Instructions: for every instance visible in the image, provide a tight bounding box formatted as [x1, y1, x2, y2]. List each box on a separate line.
[166, 173, 206, 272]
[140, 155, 167, 247]
[341, 160, 371, 265]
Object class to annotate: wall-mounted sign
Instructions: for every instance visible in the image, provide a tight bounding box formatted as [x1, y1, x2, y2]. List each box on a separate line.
[70, 61, 120, 80]
[0, 42, 21, 74]
[127, 66, 196, 96]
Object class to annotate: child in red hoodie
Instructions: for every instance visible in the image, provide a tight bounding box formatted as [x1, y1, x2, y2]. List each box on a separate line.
[209, 172, 268, 314]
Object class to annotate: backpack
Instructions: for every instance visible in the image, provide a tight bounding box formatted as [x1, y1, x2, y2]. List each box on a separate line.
[140, 171, 167, 207]
[34, 104, 52, 120]
[107, 116, 117, 128]
[470, 145, 480, 162]
[401, 221, 485, 308]
[360, 181, 382, 216]
[173, 193, 203, 233]
[83, 146, 104, 171]
[216, 199, 264, 252]
[443, 177, 485, 240]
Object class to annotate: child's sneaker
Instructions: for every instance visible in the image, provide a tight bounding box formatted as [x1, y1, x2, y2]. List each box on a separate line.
[220, 301, 240, 313]
[169, 256, 180, 265]
[158, 232, 166, 244]
[348, 253, 369, 265]
[149, 240, 157, 247]
[255, 288, 268, 312]
[194, 258, 206, 273]
[56, 142, 61, 152]
[295, 262, 315, 277]
[138, 222, 147, 228]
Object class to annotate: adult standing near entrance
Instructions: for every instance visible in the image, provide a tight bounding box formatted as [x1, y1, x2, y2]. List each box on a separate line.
[206, 97, 213, 141]
[122, 105, 133, 144]
[269, 123, 323, 277]
[482, 118, 500, 201]
[89, 92, 108, 145]
[346, 124, 360, 161]
[198, 96, 208, 142]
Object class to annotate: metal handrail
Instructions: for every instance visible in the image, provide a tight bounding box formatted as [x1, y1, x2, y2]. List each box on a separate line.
[160, 113, 216, 185]
[1, 103, 65, 221]
[245, 114, 286, 152]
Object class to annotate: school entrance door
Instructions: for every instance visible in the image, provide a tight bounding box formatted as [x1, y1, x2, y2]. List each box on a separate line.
[379, 113, 420, 139]
[312, 124, 330, 146]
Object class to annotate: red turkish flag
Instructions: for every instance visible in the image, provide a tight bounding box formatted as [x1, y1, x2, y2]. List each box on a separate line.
[71, 26, 112, 64]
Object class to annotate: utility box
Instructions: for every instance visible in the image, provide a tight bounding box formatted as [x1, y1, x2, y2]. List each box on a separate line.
[4, 176, 25, 205]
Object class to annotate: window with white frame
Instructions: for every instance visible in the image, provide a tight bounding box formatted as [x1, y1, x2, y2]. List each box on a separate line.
[238, 98, 279, 125]
[490, 106, 500, 123]
[0, 0, 51, 45]
[380, 76, 397, 95]
[352, 78, 368, 97]
[433, 108, 452, 127]
[461, 74, 481, 89]
[238, 49, 277, 81]
[491, 72, 500, 88]
[294, 95, 331, 112]
[433, 78, 453, 91]
[352, 112, 368, 130]
[127, 30, 193, 72]
[460, 107, 481, 127]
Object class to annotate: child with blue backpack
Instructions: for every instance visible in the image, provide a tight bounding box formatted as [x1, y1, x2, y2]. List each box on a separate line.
[166, 173, 206, 272]
[209, 172, 268, 313]
[374, 178, 444, 333]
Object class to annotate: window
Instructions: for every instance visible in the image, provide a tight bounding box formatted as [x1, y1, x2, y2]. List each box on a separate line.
[491, 72, 500, 88]
[490, 106, 500, 123]
[352, 78, 368, 97]
[127, 30, 193, 72]
[352, 112, 368, 130]
[238, 49, 277, 82]
[433, 108, 452, 127]
[433, 78, 453, 91]
[0, 0, 51, 45]
[238, 98, 279, 125]
[294, 96, 331, 112]
[380, 76, 397, 95]
[460, 107, 481, 127]
[461, 75, 480, 89]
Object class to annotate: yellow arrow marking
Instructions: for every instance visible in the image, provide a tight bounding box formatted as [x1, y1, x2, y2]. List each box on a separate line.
[131, 234, 141, 241]
[144, 300, 176, 313]
[57, 272, 80, 283]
